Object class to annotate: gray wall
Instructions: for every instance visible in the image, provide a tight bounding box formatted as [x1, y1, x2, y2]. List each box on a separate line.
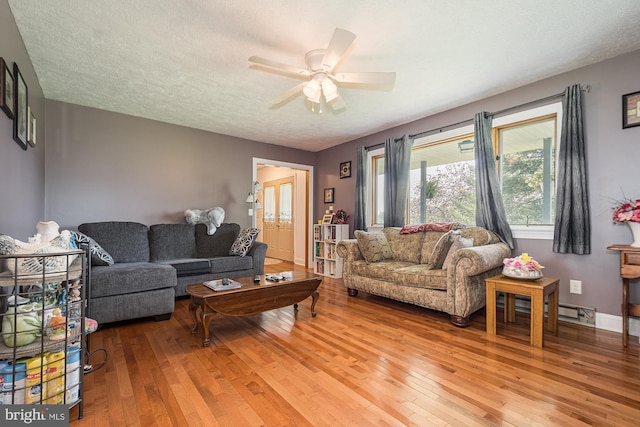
[45, 100, 316, 231]
[317, 49, 640, 318]
[0, 1, 46, 239]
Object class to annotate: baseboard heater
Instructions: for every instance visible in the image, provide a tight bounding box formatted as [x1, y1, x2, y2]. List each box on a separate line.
[496, 294, 595, 326]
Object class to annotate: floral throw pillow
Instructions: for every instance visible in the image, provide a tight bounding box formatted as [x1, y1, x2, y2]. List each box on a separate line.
[354, 230, 393, 264]
[229, 228, 260, 257]
[442, 234, 474, 270]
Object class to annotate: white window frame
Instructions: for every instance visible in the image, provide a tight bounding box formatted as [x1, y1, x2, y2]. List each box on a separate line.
[368, 102, 562, 239]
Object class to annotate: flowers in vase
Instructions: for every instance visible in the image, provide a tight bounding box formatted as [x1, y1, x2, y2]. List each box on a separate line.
[503, 253, 544, 271]
[612, 198, 640, 224]
[334, 209, 350, 224]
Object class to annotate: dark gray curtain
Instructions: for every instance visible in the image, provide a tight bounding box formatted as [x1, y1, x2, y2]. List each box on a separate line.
[384, 135, 412, 227]
[354, 145, 368, 232]
[474, 112, 514, 248]
[553, 84, 590, 254]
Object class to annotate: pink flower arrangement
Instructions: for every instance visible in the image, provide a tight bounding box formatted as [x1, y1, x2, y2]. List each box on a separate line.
[503, 253, 544, 271]
[612, 198, 640, 223]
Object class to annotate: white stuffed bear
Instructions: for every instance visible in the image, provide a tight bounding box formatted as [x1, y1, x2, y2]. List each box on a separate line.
[184, 207, 225, 235]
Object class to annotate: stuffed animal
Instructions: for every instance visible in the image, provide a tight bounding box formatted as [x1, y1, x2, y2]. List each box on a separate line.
[184, 207, 225, 235]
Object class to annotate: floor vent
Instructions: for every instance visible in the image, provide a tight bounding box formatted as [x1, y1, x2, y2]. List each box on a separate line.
[496, 294, 595, 327]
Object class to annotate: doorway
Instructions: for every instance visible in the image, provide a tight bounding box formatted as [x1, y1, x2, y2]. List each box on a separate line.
[253, 158, 313, 267]
[262, 176, 294, 261]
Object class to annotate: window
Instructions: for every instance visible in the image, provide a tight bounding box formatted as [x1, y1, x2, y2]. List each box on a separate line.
[407, 134, 476, 225]
[369, 103, 562, 239]
[497, 115, 556, 227]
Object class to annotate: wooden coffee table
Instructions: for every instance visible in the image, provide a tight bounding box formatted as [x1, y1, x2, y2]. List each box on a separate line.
[185, 271, 322, 346]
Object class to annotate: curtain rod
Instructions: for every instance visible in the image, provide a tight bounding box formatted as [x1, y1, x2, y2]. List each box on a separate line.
[408, 91, 565, 140]
[365, 84, 590, 149]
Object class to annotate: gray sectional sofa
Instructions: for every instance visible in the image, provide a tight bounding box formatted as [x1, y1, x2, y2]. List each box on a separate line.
[78, 221, 267, 325]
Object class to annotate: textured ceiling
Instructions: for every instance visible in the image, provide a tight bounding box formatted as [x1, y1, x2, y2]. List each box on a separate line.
[8, 1, 640, 152]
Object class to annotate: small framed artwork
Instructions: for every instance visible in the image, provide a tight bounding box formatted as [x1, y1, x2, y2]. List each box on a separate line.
[13, 62, 28, 150]
[324, 187, 334, 203]
[0, 57, 14, 119]
[28, 107, 36, 146]
[340, 161, 352, 178]
[322, 214, 334, 224]
[622, 90, 640, 129]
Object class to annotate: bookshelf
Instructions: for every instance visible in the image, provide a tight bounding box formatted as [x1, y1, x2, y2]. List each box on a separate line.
[313, 224, 348, 278]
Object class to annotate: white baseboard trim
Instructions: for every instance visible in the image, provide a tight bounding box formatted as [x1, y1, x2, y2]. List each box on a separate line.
[595, 312, 640, 343]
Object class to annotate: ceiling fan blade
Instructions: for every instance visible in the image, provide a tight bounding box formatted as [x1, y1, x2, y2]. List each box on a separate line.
[332, 72, 396, 85]
[321, 28, 356, 71]
[269, 82, 307, 106]
[329, 94, 346, 111]
[249, 56, 310, 76]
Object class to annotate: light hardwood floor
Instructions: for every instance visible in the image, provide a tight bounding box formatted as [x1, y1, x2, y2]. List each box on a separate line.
[70, 261, 640, 426]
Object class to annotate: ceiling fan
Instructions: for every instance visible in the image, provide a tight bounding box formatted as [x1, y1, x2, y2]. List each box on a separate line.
[249, 28, 396, 111]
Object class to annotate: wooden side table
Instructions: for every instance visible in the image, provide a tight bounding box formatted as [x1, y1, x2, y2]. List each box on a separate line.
[606, 244, 640, 347]
[486, 274, 559, 348]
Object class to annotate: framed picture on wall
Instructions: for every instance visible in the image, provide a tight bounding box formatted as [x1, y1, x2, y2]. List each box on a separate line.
[324, 187, 334, 203]
[622, 90, 640, 129]
[13, 62, 28, 150]
[0, 57, 15, 119]
[340, 161, 351, 178]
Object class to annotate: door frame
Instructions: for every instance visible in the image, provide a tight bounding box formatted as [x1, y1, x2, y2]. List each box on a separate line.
[252, 157, 314, 268]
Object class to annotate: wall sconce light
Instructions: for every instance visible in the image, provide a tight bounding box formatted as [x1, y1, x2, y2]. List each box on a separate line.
[246, 181, 263, 216]
[458, 139, 474, 154]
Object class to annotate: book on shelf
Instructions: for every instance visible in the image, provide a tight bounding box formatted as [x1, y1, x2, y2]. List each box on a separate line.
[204, 279, 242, 291]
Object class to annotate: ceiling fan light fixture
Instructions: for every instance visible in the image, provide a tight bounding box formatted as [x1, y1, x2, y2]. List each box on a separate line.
[303, 79, 320, 100]
[321, 79, 339, 102]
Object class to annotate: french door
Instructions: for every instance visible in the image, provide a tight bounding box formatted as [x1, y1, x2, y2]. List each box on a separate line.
[262, 176, 294, 261]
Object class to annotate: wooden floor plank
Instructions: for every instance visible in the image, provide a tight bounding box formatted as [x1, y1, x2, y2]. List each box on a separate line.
[70, 261, 640, 426]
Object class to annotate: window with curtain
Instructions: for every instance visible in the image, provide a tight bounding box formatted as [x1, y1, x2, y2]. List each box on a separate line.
[369, 102, 561, 239]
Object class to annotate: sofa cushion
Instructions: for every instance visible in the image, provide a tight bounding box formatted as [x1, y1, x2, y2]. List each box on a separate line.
[210, 256, 253, 273]
[89, 262, 176, 298]
[350, 259, 415, 280]
[70, 230, 114, 266]
[78, 222, 150, 263]
[382, 228, 424, 263]
[442, 234, 474, 270]
[195, 223, 240, 257]
[229, 228, 260, 256]
[391, 265, 448, 290]
[149, 224, 197, 261]
[156, 258, 211, 276]
[354, 230, 393, 263]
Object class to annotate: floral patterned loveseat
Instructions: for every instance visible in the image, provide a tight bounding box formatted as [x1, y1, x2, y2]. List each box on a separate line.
[336, 225, 511, 326]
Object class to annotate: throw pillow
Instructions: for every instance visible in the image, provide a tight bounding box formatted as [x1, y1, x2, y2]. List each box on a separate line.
[426, 231, 455, 269]
[69, 230, 114, 266]
[442, 234, 474, 270]
[354, 230, 393, 264]
[229, 228, 260, 256]
[400, 222, 465, 234]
